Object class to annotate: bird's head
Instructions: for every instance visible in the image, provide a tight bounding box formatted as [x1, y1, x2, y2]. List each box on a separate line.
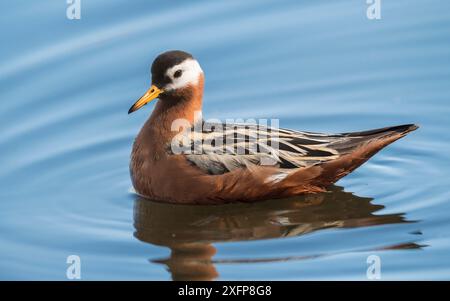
[128, 50, 204, 114]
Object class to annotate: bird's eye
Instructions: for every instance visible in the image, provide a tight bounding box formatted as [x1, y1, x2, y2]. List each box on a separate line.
[174, 70, 183, 78]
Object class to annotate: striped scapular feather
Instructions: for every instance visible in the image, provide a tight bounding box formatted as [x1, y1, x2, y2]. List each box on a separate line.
[168, 121, 416, 175]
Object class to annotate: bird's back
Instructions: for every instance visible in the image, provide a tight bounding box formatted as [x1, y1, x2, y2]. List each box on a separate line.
[174, 122, 418, 178]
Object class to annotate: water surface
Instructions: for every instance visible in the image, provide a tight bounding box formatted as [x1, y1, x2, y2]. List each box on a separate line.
[1, 0, 450, 280]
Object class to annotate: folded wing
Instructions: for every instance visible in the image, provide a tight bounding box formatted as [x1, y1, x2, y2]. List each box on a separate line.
[169, 121, 417, 175]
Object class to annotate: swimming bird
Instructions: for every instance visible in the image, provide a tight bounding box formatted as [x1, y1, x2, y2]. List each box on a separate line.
[128, 50, 418, 204]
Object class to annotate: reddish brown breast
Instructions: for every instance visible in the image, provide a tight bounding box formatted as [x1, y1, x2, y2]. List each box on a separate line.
[130, 75, 204, 199]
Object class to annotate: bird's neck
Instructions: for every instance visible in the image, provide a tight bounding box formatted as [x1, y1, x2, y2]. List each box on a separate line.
[141, 76, 204, 150]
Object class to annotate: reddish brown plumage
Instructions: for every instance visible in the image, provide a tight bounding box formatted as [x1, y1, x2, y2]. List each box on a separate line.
[130, 73, 417, 204]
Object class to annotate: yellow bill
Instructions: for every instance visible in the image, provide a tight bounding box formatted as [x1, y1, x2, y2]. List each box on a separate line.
[128, 85, 163, 114]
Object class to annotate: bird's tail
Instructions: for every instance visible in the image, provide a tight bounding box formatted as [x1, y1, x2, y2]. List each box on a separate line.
[314, 123, 419, 186]
[344, 123, 419, 139]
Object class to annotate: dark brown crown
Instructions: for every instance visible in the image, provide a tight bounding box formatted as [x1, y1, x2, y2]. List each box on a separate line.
[151, 50, 193, 87]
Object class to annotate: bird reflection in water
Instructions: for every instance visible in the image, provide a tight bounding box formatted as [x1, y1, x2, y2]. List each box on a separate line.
[133, 186, 422, 280]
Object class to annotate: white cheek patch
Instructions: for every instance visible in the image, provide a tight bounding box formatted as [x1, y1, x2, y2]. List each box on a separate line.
[164, 59, 203, 91]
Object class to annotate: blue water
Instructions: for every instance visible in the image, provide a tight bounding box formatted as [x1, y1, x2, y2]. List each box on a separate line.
[1, 0, 450, 280]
